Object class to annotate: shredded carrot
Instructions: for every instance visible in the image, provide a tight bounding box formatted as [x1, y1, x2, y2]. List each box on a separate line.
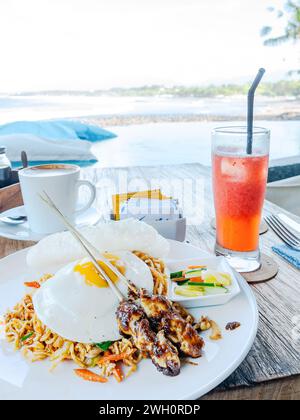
[113, 365, 124, 383]
[24, 281, 40, 289]
[188, 265, 207, 269]
[98, 351, 133, 365]
[74, 369, 108, 383]
[188, 277, 203, 283]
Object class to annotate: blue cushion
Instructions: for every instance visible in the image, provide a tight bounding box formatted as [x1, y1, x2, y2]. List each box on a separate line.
[11, 160, 97, 169]
[0, 119, 116, 142]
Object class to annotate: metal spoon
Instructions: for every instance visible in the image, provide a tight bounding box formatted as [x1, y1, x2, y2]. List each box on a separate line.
[0, 215, 27, 225]
[21, 151, 28, 169]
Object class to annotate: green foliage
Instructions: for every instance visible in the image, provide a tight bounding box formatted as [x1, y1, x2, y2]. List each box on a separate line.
[15, 81, 300, 98]
[261, 1, 300, 45]
[101, 81, 300, 97]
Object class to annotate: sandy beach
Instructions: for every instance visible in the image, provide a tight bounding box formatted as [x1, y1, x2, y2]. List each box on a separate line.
[81, 110, 300, 127]
[1, 94, 299, 125]
[78, 96, 300, 126]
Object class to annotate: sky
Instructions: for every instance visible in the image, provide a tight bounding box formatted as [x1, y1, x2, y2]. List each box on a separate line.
[0, 0, 298, 92]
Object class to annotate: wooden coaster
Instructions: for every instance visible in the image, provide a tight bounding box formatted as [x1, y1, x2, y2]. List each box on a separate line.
[241, 254, 279, 284]
[210, 218, 268, 235]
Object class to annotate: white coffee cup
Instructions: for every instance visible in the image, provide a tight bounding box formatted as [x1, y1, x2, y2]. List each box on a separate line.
[19, 164, 96, 234]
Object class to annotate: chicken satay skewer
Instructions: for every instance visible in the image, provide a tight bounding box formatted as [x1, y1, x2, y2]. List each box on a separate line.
[139, 289, 204, 358]
[41, 192, 180, 376]
[116, 300, 180, 376]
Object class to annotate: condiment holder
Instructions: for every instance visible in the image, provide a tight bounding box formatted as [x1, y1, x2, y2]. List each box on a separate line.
[111, 190, 187, 242]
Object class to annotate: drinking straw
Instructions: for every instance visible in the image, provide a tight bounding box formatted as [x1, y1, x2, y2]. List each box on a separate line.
[247, 68, 265, 154]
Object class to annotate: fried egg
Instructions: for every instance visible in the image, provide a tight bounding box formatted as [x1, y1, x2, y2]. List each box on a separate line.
[27, 218, 170, 271]
[32, 251, 153, 343]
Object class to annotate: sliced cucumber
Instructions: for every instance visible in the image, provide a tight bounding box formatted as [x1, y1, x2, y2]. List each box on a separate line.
[175, 279, 189, 286]
[219, 273, 232, 286]
[171, 276, 185, 282]
[186, 283, 228, 294]
[185, 268, 206, 279]
[188, 281, 222, 287]
[201, 270, 232, 286]
[174, 283, 228, 298]
[170, 270, 184, 279]
[174, 286, 204, 297]
[202, 285, 228, 295]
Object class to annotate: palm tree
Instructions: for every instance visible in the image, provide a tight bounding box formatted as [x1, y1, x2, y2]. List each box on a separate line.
[261, 1, 300, 45]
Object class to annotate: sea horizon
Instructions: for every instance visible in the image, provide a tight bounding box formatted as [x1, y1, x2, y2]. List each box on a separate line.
[0, 93, 299, 125]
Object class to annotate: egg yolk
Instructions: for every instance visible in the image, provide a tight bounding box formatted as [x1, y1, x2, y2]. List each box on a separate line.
[74, 254, 126, 288]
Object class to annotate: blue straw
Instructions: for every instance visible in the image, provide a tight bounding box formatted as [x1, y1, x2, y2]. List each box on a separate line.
[247, 68, 265, 154]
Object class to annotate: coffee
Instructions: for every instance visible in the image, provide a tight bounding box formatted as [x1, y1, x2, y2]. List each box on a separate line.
[22, 165, 78, 178]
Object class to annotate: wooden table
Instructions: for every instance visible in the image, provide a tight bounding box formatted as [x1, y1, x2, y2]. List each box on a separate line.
[1, 163, 299, 400]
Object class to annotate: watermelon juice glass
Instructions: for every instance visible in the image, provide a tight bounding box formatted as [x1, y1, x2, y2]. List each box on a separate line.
[212, 127, 270, 272]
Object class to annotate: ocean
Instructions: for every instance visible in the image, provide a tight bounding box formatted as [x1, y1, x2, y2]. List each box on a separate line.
[94, 121, 300, 168]
[0, 94, 299, 167]
[0, 94, 299, 123]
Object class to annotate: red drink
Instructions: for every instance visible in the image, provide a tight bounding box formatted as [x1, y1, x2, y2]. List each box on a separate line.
[213, 153, 269, 252]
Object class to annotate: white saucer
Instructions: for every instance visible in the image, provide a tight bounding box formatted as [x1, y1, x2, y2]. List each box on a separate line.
[0, 206, 102, 242]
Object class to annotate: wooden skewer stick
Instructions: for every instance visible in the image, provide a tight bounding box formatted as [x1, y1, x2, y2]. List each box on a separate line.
[41, 191, 135, 292]
[40, 191, 125, 302]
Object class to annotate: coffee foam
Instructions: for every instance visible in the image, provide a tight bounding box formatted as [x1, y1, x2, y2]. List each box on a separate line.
[22, 165, 78, 177]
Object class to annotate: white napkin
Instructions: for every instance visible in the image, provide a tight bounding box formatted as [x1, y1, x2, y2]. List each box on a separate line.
[0, 133, 96, 162]
[120, 198, 181, 222]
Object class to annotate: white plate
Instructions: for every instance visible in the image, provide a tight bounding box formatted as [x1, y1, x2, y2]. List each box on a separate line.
[0, 206, 101, 242]
[167, 256, 240, 308]
[0, 240, 258, 400]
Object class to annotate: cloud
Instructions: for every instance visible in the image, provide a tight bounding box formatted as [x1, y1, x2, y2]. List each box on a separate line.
[0, 0, 296, 91]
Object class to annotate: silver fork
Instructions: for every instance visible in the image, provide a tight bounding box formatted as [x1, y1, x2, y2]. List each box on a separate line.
[265, 214, 300, 251]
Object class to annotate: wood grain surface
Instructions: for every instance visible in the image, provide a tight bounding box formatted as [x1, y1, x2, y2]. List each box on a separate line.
[1, 162, 299, 400]
[0, 183, 23, 213]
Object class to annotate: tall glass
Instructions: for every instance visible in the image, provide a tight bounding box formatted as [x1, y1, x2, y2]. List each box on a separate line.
[212, 127, 270, 272]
